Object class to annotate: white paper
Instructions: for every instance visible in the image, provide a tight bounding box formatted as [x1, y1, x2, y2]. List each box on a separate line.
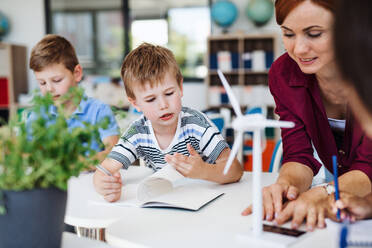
[90, 164, 223, 211]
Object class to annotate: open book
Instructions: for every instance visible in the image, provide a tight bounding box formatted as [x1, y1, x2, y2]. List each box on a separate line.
[92, 165, 224, 211]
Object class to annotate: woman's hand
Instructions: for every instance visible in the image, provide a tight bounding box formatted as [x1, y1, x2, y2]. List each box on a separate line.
[332, 192, 372, 221]
[242, 181, 299, 221]
[275, 186, 333, 231]
[165, 144, 207, 179]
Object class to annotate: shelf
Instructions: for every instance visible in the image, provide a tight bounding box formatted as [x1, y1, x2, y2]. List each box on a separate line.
[206, 33, 279, 108]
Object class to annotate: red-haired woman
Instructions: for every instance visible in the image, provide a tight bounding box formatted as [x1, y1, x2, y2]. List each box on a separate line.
[242, 0, 372, 231]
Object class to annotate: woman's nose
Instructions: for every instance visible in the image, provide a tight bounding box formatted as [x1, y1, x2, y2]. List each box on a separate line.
[293, 37, 309, 56]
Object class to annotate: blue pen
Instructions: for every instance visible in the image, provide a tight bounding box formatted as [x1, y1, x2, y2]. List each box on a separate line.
[339, 223, 348, 248]
[332, 155, 341, 220]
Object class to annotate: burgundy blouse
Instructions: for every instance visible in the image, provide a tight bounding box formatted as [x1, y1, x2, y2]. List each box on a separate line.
[269, 53, 372, 182]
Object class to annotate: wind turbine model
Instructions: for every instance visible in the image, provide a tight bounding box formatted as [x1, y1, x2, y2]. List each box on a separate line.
[218, 70, 297, 247]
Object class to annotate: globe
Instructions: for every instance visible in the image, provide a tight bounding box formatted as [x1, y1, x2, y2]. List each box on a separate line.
[246, 0, 274, 27]
[211, 0, 238, 28]
[0, 12, 10, 40]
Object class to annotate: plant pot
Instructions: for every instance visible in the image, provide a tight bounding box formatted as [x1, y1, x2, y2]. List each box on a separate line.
[0, 187, 67, 248]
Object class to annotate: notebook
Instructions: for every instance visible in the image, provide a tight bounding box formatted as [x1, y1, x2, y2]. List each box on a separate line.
[91, 164, 224, 211]
[326, 219, 372, 247]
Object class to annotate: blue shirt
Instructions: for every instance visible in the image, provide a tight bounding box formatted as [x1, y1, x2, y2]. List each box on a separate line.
[26, 94, 120, 152]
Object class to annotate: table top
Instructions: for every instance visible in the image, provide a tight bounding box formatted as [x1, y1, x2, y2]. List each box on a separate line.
[66, 167, 334, 248]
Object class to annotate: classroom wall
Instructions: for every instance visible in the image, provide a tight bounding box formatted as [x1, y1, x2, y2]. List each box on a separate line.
[0, 0, 282, 108]
[0, 0, 46, 92]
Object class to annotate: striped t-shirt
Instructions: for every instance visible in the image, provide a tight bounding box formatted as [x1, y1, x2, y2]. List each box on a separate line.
[108, 107, 229, 171]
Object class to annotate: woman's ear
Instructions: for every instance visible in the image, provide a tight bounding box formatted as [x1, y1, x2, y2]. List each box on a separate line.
[73, 64, 83, 83]
[128, 97, 141, 112]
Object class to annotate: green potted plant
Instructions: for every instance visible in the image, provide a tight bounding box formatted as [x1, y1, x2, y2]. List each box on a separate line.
[0, 88, 108, 248]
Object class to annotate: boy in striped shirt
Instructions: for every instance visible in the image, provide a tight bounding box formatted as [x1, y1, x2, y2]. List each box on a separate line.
[94, 43, 243, 202]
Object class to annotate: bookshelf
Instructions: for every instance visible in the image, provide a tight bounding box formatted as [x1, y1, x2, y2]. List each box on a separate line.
[0, 43, 28, 122]
[206, 33, 280, 108]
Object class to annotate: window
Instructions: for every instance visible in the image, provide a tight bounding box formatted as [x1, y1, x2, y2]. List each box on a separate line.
[168, 7, 210, 79]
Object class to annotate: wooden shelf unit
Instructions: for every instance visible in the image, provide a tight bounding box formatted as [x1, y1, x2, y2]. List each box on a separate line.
[0, 43, 28, 122]
[206, 33, 280, 108]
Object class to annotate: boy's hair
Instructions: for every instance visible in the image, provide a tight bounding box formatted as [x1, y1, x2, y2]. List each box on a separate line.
[121, 43, 183, 99]
[29, 34, 79, 72]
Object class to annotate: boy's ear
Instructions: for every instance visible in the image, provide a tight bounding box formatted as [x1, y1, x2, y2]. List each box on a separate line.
[179, 78, 183, 97]
[73, 64, 83, 83]
[128, 97, 141, 112]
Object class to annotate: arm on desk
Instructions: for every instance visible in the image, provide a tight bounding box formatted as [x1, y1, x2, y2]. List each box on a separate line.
[93, 158, 123, 202]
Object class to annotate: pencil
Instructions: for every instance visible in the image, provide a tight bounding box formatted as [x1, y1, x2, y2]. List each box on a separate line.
[332, 155, 341, 220]
[96, 164, 113, 176]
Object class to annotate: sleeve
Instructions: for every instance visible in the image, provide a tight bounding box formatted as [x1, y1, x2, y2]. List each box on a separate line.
[268, 65, 323, 176]
[349, 133, 372, 183]
[199, 113, 229, 164]
[96, 104, 120, 141]
[107, 124, 138, 169]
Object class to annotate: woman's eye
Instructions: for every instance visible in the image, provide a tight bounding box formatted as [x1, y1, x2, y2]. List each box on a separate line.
[53, 79, 62, 83]
[146, 98, 155, 103]
[283, 33, 294, 38]
[308, 32, 322, 38]
[39, 81, 46, 86]
[166, 92, 174, 96]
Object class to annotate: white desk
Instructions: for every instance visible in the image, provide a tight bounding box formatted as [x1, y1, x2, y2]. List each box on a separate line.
[66, 167, 333, 248]
[105, 172, 333, 248]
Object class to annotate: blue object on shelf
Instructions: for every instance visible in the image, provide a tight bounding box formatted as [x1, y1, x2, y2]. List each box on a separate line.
[210, 54, 218, 69]
[220, 92, 229, 104]
[231, 52, 239, 69]
[265, 51, 274, 69]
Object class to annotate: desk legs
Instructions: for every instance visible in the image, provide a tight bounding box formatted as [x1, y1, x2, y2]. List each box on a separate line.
[75, 226, 106, 241]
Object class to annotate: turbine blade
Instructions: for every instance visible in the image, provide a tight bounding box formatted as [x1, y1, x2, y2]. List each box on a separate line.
[217, 69, 243, 117]
[223, 131, 243, 175]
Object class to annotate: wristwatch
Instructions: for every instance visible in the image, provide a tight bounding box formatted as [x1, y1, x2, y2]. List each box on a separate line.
[318, 183, 335, 195]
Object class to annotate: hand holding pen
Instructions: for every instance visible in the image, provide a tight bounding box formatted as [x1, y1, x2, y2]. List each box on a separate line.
[94, 164, 122, 202]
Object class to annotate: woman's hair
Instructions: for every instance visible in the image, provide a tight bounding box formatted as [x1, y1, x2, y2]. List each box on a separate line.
[334, 0, 372, 113]
[275, 0, 335, 25]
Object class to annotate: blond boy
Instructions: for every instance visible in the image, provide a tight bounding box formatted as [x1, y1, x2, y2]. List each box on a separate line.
[94, 43, 243, 202]
[27, 34, 119, 162]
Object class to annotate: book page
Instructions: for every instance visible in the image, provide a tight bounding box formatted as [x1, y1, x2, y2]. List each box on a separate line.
[137, 164, 184, 202]
[142, 185, 223, 211]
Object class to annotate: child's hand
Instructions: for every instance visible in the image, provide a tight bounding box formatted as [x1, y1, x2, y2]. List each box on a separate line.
[93, 170, 122, 202]
[165, 144, 207, 179]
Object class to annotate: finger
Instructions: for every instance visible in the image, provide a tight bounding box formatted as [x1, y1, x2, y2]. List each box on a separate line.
[291, 204, 307, 229]
[271, 185, 284, 217]
[102, 188, 122, 195]
[306, 208, 317, 231]
[262, 189, 274, 221]
[113, 172, 122, 183]
[172, 163, 191, 176]
[275, 201, 294, 225]
[102, 182, 122, 190]
[187, 143, 198, 156]
[317, 210, 325, 228]
[286, 186, 299, 200]
[104, 192, 120, 202]
[335, 200, 346, 209]
[242, 205, 252, 216]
